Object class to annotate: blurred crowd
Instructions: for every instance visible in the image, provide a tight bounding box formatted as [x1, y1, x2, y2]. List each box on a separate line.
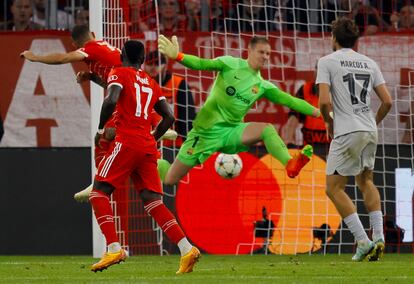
[1, 0, 413, 35]
[0, 0, 88, 31]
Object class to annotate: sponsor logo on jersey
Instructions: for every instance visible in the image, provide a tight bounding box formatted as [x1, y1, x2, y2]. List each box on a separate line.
[353, 106, 370, 115]
[226, 86, 236, 96]
[235, 94, 251, 105]
[226, 86, 250, 105]
[108, 75, 118, 82]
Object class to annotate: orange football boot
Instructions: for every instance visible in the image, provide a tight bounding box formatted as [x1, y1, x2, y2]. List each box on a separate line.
[176, 247, 201, 274]
[91, 249, 127, 272]
[285, 145, 313, 178]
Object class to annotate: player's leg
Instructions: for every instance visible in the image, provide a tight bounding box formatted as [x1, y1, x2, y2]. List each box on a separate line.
[326, 132, 376, 261]
[89, 141, 131, 272]
[356, 132, 384, 260]
[158, 128, 212, 185]
[74, 128, 116, 202]
[326, 173, 376, 261]
[89, 180, 127, 272]
[74, 146, 106, 202]
[140, 189, 200, 274]
[158, 158, 194, 186]
[356, 169, 384, 261]
[74, 183, 93, 202]
[73, 141, 105, 202]
[241, 122, 312, 178]
[136, 156, 200, 274]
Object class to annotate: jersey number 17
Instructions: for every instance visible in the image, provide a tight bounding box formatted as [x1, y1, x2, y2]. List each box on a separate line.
[134, 83, 153, 120]
[343, 73, 370, 105]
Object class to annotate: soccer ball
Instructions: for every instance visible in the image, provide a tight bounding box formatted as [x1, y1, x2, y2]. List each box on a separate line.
[214, 153, 243, 179]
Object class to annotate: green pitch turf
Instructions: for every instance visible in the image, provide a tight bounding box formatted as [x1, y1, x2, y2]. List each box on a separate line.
[0, 254, 413, 283]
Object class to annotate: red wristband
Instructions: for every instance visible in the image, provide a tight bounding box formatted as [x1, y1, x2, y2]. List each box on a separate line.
[176, 52, 184, 61]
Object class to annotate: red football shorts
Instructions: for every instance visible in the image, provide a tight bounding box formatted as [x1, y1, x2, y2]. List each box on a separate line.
[95, 141, 162, 194]
[94, 138, 114, 168]
[94, 116, 117, 167]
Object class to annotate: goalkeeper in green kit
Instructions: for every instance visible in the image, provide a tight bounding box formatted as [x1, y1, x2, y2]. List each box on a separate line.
[157, 35, 321, 185]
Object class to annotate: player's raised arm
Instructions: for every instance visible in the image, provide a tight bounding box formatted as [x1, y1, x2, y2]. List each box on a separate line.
[20, 50, 85, 65]
[264, 86, 320, 117]
[158, 35, 224, 71]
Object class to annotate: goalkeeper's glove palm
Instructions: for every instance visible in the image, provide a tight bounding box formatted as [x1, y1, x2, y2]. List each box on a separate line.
[158, 35, 180, 59]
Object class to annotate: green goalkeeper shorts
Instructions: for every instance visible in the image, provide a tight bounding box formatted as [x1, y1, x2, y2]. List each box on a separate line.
[177, 122, 249, 167]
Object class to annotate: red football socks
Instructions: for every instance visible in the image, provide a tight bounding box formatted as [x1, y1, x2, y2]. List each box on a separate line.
[89, 189, 118, 245]
[144, 199, 185, 244]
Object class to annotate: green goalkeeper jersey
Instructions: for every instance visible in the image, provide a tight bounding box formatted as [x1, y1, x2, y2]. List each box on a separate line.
[180, 55, 316, 129]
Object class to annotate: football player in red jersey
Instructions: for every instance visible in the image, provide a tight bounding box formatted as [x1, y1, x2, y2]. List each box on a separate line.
[21, 25, 120, 88]
[20, 25, 177, 201]
[20, 24, 121, 195]
[89, 40, 200, 273]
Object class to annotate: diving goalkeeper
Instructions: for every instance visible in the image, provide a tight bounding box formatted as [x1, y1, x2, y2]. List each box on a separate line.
[157, 35, 321, 185]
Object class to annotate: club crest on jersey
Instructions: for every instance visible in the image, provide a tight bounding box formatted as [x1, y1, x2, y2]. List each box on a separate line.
[187, 148, 194, 155]
[226, 86, 236, 96]
[108, 75, 118, 82]
[252, 85, 259, 94]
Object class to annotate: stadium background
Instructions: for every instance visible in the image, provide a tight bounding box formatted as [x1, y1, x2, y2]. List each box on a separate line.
[0, 0, 413, 257]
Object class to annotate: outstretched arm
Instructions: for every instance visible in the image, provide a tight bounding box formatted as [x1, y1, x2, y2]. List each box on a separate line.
[158, 35, 224, 71]
[265, 87, 320, 117]
[20, 50, 85, 64]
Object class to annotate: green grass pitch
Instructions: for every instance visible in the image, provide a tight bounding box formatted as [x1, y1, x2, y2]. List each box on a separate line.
[0, 254, 413, 283]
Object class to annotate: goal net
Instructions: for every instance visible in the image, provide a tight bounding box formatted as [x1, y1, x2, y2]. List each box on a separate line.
[91, 0, 414, 256]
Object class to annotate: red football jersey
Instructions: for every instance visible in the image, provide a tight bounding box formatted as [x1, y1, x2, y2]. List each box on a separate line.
[107, 67, 165, 149]
[76, 40, 122, 81]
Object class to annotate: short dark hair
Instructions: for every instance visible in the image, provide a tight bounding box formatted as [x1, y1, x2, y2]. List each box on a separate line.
[123, 40, 145, 65]
[331, 17, 359, 48]
[145, 50, 166, 65]
[71, 25, 91, 43]
[249, 36, 270, 48]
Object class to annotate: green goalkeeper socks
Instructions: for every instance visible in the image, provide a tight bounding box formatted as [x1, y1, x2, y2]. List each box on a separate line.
[157, 159, 171, 182]
[261, 125, 292, 166]
[301, 145, 313, 158]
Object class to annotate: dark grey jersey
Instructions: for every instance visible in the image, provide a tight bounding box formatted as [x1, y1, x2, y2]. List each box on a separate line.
[316, 48, 385, 138]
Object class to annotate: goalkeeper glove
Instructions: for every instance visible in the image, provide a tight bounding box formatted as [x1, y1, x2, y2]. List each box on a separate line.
[158, 35, 180, 60]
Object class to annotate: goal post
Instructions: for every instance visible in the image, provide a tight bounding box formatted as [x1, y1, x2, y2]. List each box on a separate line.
[89, 0, 105, 259]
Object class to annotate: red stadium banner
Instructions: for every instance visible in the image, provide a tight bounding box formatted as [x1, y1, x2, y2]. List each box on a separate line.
[0, 31, 412, 147]
[0, 31, 90, 147]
